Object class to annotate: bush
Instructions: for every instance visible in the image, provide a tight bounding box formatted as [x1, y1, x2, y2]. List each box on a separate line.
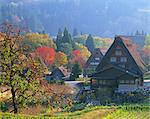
[0, 102, 8, 112]
[114, 90, 150, 104]
[70, 103, 86, 112]
[48, 79, 64, 84]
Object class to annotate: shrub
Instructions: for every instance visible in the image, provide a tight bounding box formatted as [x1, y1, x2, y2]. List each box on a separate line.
[0, 102, 8, 112]
[70, 103, 86, 112]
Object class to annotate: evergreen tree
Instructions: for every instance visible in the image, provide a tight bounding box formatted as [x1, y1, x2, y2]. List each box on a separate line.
[70, 62, 82, 81]
[60, 43, 73, 55]
[56, 28, 63, 50]
[142, 30, 145, 35]
[85, 34, 95, 53]
[62, 27, 72, 44]
[135, 30, 140, 35]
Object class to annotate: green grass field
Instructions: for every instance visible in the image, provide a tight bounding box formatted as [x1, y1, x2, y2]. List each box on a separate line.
[104, 110, 150, 119]
[0, 106, 149, 119]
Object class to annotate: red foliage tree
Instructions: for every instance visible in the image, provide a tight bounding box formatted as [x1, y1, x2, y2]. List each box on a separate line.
[36, 46, 56, 66]
[70, 50, 85, 67]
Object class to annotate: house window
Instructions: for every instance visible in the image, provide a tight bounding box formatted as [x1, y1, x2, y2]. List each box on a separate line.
[95, 58, 100, 60]
[110, 57, 117, 62]
[115, 50, 122, 56]
[119, 64, 126, 68]
[119, 80, 125, 84]
[120, 57, 127, 62]
[99, 80, 106, 85]
[94, 62, 99, 65]
[90, 62, 99, 65]
[119, 80, 135, 84]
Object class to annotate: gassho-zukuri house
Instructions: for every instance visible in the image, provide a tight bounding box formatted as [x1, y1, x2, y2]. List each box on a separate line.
[84, 48, 106, 76]
[90, 36, 147, 93]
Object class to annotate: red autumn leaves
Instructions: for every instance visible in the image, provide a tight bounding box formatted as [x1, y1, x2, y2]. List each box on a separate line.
[36, 46, 56, 65]
[70, 50, 85, 67]
[30, 47, 85, 67]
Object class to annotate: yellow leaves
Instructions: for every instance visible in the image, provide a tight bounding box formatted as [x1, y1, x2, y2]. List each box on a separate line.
[94, 37, 113, 47]
[18, 54, 26, 60]
[0, 33, 5, 41]
[75, 43, 91, 61]
[54, 51, 68, 67]
[24, 33, 56, 49]
[44, 67, 49, 74]
[144, 45, 150, 49]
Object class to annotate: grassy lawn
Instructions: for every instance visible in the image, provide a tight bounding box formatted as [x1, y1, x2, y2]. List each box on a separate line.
[0, 106, 149, 119]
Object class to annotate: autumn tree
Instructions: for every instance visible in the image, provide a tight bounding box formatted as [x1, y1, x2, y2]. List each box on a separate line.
[54, 51, 68, 67]
[94, 37, 112, 49]
[36, 46, 56, 66]
[75, 43, 91, 61]
[23, 33, 56, 53]
[70, 50, 85, 67]
[0, 23, 43, 114]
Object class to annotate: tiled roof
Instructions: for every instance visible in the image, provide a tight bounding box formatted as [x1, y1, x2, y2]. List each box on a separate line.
[58, 66, 70, 77]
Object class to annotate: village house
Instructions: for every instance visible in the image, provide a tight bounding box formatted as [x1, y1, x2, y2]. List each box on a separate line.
[84, 48, 107, 76]
[45, 66, 70, 81]
[90, 36, 147, 93]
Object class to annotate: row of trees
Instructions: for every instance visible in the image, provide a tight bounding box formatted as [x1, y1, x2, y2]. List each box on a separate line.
[56, 28, 98, 54]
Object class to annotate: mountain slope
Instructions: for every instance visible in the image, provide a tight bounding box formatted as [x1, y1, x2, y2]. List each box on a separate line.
[0, 0, 149, 37]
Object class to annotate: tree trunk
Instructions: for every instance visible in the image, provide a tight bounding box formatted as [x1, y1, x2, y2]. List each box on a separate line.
[11, 87, 17, 114]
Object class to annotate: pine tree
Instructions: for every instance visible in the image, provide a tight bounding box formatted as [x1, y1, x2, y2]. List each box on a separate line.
[85, 34, 95, 53]
[56, 28, 63, 50]
[135, 30, 140, 35]
[62, 27, 72, 44]
[70, 62, 82, 81]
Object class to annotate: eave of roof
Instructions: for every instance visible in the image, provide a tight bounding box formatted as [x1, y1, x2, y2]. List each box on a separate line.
[90, 65, 139, 80]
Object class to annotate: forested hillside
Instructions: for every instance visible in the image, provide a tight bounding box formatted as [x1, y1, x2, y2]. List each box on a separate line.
[0, 0, 150, 37]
